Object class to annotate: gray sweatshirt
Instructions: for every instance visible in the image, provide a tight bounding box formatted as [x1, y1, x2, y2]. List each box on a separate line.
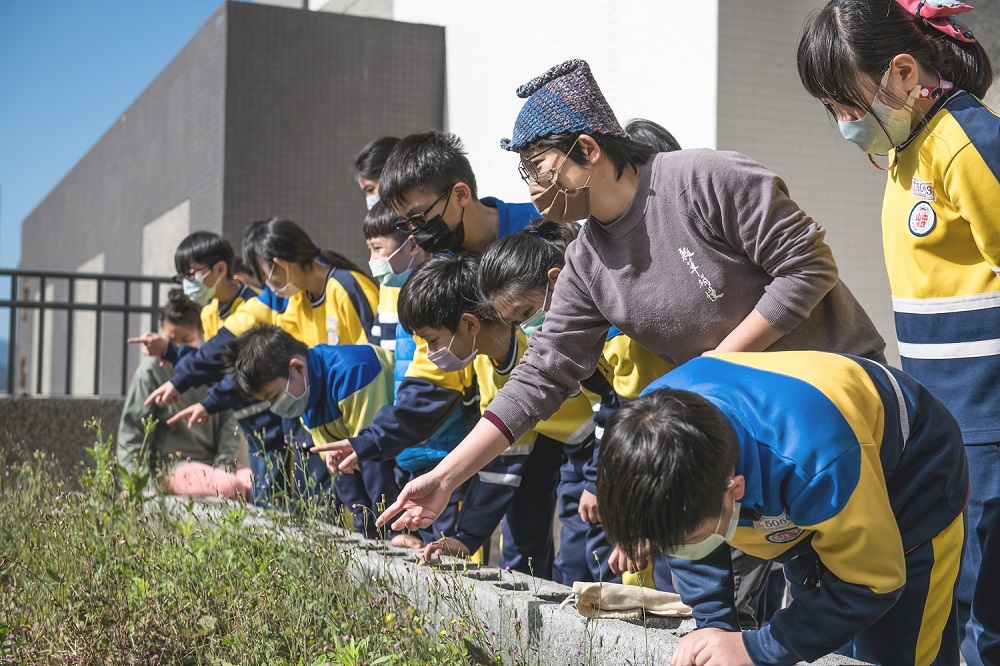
[117, 356, 243, 475]
[485, 149, 886, 441]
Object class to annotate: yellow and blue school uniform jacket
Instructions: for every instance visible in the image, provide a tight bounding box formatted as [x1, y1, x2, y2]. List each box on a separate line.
[299, 344, 393, 445]
[453, 329, 596, 552]
[347, 199, 537, 468]
[580, 327, 675, 494]
[887, 88, 1000, 444]
[358, 282, 473, 472]
[170, 265, 377, 413]
[160, 284, 261, 365]
[649, 352, 967, 665]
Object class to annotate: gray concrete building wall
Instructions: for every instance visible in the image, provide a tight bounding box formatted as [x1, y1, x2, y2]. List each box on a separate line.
[221, 2, 445, 271]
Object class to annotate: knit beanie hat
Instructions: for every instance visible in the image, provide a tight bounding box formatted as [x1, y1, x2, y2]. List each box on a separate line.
[500, 59, 627, 152]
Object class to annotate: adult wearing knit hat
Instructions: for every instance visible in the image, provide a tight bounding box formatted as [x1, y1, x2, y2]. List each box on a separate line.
[379, 59, 887, 665]
[500, 59, 627, 153]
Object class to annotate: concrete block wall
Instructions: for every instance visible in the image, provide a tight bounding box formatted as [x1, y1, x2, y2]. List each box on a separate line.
[161, 496, 869, 665]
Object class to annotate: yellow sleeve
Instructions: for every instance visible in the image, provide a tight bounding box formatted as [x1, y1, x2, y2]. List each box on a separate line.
[337, 350, 394, 438]
[328, 271, 380, 345]
[797, 448, 906, 596]
[946, 142, 1000, 269]
[601, 336, 675, 399]
[221, 297, 278, 336]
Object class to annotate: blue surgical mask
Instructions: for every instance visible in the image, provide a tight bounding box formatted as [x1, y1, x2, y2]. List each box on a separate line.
[368, 240, 415, 288]
[365, 193, 380, 210]
[269, 367, 310, 419]
[518, 281, 550, 339]
[182, 272, 216, 305]
[838, 68, 918, 154]
[427, 332, 477, 372]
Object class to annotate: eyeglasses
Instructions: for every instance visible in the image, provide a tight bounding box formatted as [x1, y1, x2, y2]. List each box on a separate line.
[174, 266, 211, 284]
[395, 185, 455, 232]
[517, 147, 557, 184]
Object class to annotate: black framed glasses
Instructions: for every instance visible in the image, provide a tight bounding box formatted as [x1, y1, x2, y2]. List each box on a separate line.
[395, 185, 455, 232]
[173, 265, 210, 284]
[517, 146, 557, 183]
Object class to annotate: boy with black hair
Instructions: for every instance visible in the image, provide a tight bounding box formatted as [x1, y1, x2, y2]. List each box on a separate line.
[224, 324, 397, 535]
[394, 254, 595, 582]
[597, 352, 967, 666]
[377, 131, 538, 256]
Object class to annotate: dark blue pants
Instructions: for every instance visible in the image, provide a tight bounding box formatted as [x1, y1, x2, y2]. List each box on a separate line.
[499, 438, 563, 579]
[789, 514, 963, 665]
[555, 440, 618, 585]
[959, 444, 1000, 666]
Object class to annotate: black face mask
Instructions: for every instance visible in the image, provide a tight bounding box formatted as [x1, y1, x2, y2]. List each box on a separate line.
[412, 209, 465, 254]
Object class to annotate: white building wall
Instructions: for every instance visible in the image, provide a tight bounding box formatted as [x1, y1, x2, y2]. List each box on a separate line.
[717, 0, 898, 363]
[391, 1, 720, 205]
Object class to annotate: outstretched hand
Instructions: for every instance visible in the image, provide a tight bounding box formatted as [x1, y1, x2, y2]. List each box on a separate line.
[128, 332, 168, 359]
[145, 380, 180, 407]
[309, 439, 358, 474]
[376, 472, 452, 532]
[167, 402, 210, 428]
[421, 537, 470, 565]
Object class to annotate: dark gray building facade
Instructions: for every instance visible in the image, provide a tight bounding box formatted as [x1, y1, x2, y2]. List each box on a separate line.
[15, 1, 444, 395]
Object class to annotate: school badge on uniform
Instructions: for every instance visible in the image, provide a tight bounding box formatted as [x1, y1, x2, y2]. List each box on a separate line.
[908, 201, 936, 236]
[753, 511, 804, 543]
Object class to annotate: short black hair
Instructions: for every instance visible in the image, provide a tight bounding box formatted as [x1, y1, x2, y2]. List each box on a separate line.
[354, 136, 400, 182]
[597, 387, 738, 560]
[625, 118, 681, 153]
[174, 231, 235, 279]
[222, 324, 308, 397]
[398, 253, 496, 334]
[362, 199, 409, 243]
[378, 131, 478, 211]
[479, 219, 577, 308]
[524, 132, 654, 180]
[159, 288, 202, 330]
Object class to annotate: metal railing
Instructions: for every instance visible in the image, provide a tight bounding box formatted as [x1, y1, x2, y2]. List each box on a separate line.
[0, 269, 175, 397]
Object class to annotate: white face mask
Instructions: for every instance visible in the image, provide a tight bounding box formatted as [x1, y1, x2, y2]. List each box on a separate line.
[266, 262, 301, 298]
[365, 193, 380, 210]
[269, 367, 310, 419]
[667, 490, 741, 561]
[427, 332, 477, 372]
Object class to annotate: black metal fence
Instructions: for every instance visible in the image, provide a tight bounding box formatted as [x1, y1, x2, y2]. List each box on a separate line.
[0, 269, 175, 397]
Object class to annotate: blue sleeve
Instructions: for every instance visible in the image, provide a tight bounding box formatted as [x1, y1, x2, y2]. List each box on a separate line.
[170, 328, 234, 393]
[582, 439, 599, 496]
[667, 545, 742, 631]
[160, 341, 202, 366]
[199, 373, 244, 415]
[348, 378, 462, 461]
[743, 565, 901, 666]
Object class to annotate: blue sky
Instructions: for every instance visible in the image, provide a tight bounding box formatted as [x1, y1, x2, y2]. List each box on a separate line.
[0, 0, 233, 270]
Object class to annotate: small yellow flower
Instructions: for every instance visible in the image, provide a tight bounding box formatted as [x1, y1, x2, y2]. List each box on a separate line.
[439, 629, 447, 636]
[384, 613, 395, 624]
[413, 628, 422, 635]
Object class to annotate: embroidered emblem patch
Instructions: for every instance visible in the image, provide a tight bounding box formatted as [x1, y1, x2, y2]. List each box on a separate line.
[908, 201, 936, 237]
[766, 528, 804, 544]
[911, 178, 935, 200]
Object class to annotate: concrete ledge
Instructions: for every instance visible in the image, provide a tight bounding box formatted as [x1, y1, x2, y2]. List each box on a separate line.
[0, 395, 124, 476]
[156, 496, 868, 665]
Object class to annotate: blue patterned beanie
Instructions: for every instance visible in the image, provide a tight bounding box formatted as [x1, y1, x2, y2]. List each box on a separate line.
[500, 59, 627, 153]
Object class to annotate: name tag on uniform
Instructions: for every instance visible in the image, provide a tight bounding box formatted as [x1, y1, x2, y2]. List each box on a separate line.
[753, 511, 804, 544]
[911, 178, 934, 201]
